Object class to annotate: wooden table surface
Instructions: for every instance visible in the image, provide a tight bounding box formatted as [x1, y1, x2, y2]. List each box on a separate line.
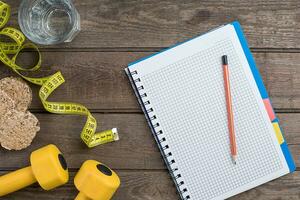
[1, 0, 299, 199]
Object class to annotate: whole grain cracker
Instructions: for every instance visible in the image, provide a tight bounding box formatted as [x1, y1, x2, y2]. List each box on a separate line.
[0, 90, 15, 116]
[0, 110, 40, 150]
[0, 77, 32, 112]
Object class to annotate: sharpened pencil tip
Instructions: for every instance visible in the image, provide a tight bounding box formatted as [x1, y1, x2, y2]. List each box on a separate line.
[232, 155, 237, 165]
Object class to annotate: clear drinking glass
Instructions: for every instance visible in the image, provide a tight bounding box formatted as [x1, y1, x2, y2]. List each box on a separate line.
[18, 0, 80, 45]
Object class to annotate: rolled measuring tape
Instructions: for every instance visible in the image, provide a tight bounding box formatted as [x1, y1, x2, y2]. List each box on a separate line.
[0, 1, 119, 148]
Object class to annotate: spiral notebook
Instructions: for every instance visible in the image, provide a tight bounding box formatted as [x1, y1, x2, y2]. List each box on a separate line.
[125, 21, 295, 200]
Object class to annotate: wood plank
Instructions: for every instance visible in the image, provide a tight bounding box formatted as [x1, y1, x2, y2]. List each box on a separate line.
[0, 170, 178, 200]
[0, 113, 298, 170]
[0, 170, 299, 200]
[1, 52, 300, 110]
[7, 0, 300, 49]
[0, 113, 164, 170]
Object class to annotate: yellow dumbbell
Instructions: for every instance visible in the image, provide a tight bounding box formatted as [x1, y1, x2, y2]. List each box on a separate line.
[74, 160, 120, 200]
[0, 144, 69, 196]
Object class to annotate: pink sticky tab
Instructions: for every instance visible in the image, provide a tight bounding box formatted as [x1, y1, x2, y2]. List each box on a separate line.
[263, 99, 276, 121]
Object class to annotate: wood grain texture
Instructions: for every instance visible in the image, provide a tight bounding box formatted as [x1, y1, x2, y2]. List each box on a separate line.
[2, 1, 300, 199]
[7, 0, 300, 49]
[0, 170, 299, 200]
[0, 113, 298, 170]
[0, 170, 178, 200]
[1, 52, 300, 111]
[0, 113, 164, 170]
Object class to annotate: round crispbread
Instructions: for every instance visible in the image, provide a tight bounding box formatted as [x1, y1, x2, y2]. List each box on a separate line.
[0, 110, 40, 150]
[0, 77, 32, 112]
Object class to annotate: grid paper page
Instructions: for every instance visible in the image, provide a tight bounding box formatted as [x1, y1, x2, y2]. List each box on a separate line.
[130, 26, 289, 200]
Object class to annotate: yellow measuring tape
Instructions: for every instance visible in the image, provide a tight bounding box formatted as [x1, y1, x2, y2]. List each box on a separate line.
[0, 1, 119, 148]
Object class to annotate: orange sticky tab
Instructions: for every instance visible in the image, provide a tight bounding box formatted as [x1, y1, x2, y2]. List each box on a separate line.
[263, 99, 276, 121]
[272, 122, 284, 145]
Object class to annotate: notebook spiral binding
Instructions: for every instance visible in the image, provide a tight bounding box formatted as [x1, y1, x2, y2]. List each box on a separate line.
[129, 70, 191, 200]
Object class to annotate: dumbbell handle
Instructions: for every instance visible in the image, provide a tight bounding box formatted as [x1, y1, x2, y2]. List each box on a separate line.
[75, 192, 92, 200]
[0, 166, 37, 196]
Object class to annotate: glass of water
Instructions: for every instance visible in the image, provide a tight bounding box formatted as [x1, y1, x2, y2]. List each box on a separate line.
[18, 0, 80, 45]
